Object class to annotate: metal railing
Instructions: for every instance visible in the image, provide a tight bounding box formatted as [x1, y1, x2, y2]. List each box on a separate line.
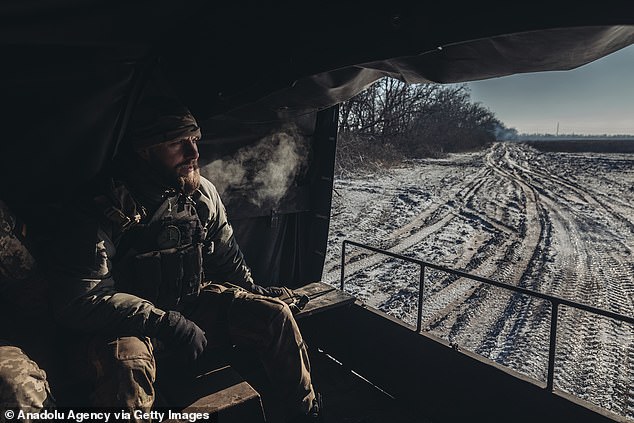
[340, 239, 634, 392]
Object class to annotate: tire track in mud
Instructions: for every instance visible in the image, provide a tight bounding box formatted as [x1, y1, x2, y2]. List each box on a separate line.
[503, 145, 634, 239]
[424, 144, 546, 360]
[322, 164, 491, 283]
[342, 144, 543, 343]
[330, 144, 544, 332]
[324, 142, 634, 418]
[494, 144, 632, 244]
[436, 143, 634, 416]
[477, 144, 634, 415]
[547, 200, 634, 416]
[338, 169, 526, 309]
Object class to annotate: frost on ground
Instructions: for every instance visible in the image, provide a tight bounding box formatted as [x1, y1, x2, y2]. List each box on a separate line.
[322, 142, 634, 419]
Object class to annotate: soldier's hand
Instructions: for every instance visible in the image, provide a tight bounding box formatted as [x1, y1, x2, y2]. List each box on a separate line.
[251, 285, 292, 298]
[248, 283, 279, 297]
[264, 286, 310, 314]
[261, 286, 288, 297]
[155, 310, 207, 362]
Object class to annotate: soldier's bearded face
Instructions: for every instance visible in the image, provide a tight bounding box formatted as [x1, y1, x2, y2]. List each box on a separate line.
[142, 136, 201, 195]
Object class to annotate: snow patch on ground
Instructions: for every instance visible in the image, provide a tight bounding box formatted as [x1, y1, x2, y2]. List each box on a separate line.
[323, 142, 634, 419]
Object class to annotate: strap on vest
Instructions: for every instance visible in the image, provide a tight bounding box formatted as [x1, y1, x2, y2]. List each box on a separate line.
[93, 179, 147, 233]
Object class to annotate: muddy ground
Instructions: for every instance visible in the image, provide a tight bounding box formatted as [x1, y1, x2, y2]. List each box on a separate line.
[322, 142, 634, 419]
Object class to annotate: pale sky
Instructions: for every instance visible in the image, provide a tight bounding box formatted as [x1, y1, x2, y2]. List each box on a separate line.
[466, 44, 634, 135]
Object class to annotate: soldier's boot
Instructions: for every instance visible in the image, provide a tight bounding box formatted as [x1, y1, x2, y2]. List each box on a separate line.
[289, 392, 324, 423]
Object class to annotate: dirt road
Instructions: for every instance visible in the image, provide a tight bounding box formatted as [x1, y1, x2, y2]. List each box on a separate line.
[323, 142, 634, 418]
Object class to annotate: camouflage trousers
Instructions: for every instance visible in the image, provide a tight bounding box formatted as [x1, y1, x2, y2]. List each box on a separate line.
[0, 342, 54, 423]
[82, 284, 315, 421]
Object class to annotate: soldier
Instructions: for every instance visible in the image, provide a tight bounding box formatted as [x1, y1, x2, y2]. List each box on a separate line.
[0, 343, 53, 422]
[0, 200, 55, 422]
[48, 96, 321, 422]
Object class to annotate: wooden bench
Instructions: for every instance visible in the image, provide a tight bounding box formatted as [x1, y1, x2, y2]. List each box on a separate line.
[294, 281, 356, 319]
[160, 364, 265, 423]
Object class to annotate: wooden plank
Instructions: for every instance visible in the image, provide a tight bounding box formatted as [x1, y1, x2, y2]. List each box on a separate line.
[187, 379, 259, 412]
[161, 365, 266, 423]
[294, 281, 356, 319]
[180, 381, 263, 423]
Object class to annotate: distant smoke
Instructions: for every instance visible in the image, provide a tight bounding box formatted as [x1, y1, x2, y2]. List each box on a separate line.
[201, 125, 309, 207]
[494, 123, 519, 141]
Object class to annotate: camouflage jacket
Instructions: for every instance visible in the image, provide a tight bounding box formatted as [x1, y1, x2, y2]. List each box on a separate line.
[0, 200, 51, 341]
[49, 155, 255, 337]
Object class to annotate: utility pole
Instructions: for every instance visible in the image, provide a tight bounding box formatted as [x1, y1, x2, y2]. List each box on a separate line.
[556, 122, 559, 136]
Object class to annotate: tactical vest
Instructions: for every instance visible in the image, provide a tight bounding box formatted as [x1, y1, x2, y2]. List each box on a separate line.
[100, 184, 210, 311]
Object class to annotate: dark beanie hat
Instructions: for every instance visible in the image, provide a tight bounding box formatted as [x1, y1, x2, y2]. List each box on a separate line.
[125, 96, 201, 150]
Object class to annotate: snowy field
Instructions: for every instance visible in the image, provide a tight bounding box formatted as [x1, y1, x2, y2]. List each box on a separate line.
[322, 142, 634, 419]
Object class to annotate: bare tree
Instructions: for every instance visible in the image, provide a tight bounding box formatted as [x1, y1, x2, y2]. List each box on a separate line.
[336, 77, 512, 172]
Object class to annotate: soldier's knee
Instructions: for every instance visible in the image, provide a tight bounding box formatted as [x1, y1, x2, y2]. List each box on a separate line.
[109, 337, 155, 371]
[107, 337, 156, 392]
[0, 344, 51, 409]
[254, 296, 293, 328]
[229, 295, 297, 340]
[271, 300, 295, 326]
[254, 298, 301, 343]
[91, 337, 156, 410]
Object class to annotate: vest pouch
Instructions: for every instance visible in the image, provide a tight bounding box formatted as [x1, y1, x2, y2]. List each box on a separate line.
[129, 251, 162, 305]
[179, 243, 203, 304]
[125, 246, 200, 310]
[157, 248, 184, 310]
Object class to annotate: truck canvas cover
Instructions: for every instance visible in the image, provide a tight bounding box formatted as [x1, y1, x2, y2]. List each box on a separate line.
[1, 2, 633, 283]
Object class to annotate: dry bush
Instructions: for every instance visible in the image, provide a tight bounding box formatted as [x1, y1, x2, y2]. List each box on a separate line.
[335, 133, 402, 176]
